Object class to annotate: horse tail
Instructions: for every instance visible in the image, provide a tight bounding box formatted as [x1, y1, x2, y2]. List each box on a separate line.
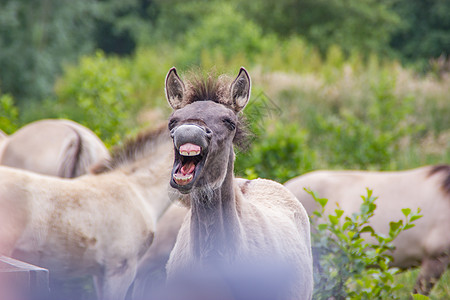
[57, 125, 83, 178]
[428, 164, 450, 196]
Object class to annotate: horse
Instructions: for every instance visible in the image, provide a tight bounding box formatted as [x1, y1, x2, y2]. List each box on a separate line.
[284, 165, 450, 295]
[163, 67, 313, 300]
[128, 204, 188, 300]
[0, 129, 6, 140]
[0, 125, 174, 300]
[0, 119, 110, 178]
[0, 129, 8, 158]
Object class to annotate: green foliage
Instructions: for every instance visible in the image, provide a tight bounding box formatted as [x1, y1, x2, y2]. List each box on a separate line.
[412, 295, 431, 300]
[148, 0, 215, 44]
[54, 51, 136, 146]
[306, 69, 420, 169]
[93, 0, 159, 54]
[233, 0, 400, 56]
[235, 92, 317, 182]
[309, 189, 422, 299]
[176, 2, 273, 68]
[0, 0, 97, 103]
[0, 93, 19, 134]
[390, 0, 450, 67]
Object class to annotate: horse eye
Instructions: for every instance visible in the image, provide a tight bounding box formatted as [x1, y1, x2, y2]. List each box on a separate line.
[223, 118, 236, 130]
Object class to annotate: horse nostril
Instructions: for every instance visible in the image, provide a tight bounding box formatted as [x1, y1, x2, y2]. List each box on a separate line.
[170, 128, 176, 138]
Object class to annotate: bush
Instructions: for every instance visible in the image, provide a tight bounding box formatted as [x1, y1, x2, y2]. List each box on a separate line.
[0, 93, 19, 134]
[303, 69, 420, 169]
[309, 189, 422, 299]
[176, 2, 275, 68]
[235, 91, 317, 182]
[54, 51, 137, 146]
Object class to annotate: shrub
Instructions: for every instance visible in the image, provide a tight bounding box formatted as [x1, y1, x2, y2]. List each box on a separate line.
[309, 189, 422, 299]
[310, 70, 420, 169]
[54, 51, 136, 146]
[0, 93, 19, 134]
[235, 91, 317, 182]
[176, 2, 275, 68]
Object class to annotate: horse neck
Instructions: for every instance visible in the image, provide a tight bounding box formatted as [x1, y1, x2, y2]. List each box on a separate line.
[123, 140, 173, 220]
[189, 149, 242, 262]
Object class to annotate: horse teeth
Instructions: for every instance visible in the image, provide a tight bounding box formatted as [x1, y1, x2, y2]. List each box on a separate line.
[174, 173, 193, 184]
[179, 150, 200, 156]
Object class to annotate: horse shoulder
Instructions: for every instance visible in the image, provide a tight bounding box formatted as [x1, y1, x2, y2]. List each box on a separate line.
[235, 178, 311, 248]
[238, 178, 308, 215]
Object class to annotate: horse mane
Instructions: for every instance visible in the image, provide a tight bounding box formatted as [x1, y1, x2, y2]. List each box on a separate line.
[183, 71, 251, 151]
[428, 164, 450, 195]
[183, 71, 231, 106]
[91, 124, 170, 174]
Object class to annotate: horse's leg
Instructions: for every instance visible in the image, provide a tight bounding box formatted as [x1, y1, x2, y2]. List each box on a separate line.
[93, 274, 104, 300]
[413, 254, 449, 295]
[100, 263, 137, 300]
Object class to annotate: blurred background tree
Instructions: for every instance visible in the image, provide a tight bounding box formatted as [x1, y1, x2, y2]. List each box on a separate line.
[1, 0, 448, 106]
[232, 0, 401, 56]
[0, 0, 97, 103]
[389, 0, 450, 67]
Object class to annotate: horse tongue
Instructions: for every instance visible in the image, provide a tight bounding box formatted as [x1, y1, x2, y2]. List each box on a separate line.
[180, 161, 195, 175]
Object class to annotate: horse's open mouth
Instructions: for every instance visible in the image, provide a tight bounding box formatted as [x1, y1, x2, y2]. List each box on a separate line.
[171, 143, 206, 192]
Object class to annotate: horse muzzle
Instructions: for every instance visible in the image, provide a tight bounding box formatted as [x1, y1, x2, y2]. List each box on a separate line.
[170, 124, 211, 193]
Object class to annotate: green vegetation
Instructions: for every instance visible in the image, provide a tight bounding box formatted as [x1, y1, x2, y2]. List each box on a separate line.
[309, 189, 423, 299]
[0, 93, 19, 134]
[0, 1, 449, 298]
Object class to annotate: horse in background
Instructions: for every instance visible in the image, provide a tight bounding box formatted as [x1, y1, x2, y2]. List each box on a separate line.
[127, 204, 187, 300]
[0, 125, 174, 300]
[0, 119, 110, 178]
[0, 129, 6, 140]
[163, 67, 313, 300]
[284, 165, 450, 295]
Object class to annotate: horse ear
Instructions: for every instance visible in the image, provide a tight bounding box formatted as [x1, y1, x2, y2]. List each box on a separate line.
[165, 67, 185, 110]
[230, 67, 251, 112]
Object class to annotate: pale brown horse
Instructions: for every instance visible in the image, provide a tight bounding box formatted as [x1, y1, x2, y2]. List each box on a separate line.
[0, 129, 6, 140]
[0, 119, 110, 178]
[0, 125, 174, 300]
[284, 165, 450, 295]
[128, 204, 188, 300]
[163, 67, 313, 300]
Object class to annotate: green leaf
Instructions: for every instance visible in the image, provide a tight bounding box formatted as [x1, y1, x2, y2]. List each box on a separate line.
[410, 215, 423, 222]
[389, 220, 403, 233]
[329, 215, 339, 225]
[360, 225, 375, 235]
[318, 224, 328, 231]
[401, 208, 411, 217]
[317, 197, 328, 208]
[404, 224, 415, 230]
[411, 294, 431, 300]
[335, 209, 344, 218]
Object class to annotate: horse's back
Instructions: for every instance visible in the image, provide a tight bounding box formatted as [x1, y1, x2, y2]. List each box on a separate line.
[285, 166, 450, 267]
[0, 129, 6, 144]
[0, 119, 109, 177]
[285, 166, 448, 214]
